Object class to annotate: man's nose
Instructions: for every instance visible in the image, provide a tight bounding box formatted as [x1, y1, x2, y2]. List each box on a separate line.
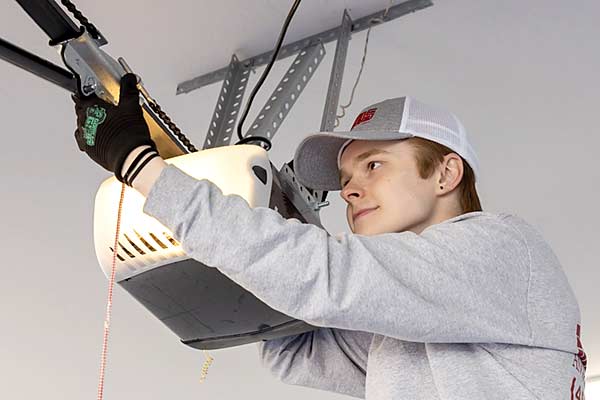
[341, 180, 365, 201]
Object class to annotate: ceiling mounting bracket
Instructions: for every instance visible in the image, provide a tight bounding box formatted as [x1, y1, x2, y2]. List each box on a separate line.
[177, 0, 433, 204]
[176, 0, 433, 93]
[203, 54, 251, 149]
[241, 41, 326, 145]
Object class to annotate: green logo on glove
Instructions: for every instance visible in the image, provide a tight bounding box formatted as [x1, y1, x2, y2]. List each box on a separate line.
[83, 105, 107, 146]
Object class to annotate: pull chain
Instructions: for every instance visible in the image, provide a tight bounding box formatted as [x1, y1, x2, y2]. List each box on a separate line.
[199, 350, 214, 383]
[96, 183, 214, 398]
[97, 182, 126, 400]
[62, 0, 208, 392]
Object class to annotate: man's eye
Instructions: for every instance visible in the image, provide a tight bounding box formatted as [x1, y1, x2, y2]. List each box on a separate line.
[368, 161, 381, 170]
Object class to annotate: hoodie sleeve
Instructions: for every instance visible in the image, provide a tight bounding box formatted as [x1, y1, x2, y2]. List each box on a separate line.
[258, 328, 372, 398]
[143, 165, 533, 345]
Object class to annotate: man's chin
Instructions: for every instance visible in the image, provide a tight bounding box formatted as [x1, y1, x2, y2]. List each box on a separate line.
[352, 225, 387, 236]
[353, 223, 412, 236]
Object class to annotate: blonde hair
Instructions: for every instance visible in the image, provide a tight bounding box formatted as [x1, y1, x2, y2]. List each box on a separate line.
[407, 137, 482, 213]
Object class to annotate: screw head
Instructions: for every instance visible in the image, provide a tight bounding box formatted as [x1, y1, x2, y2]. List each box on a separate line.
[313, 201, 330, 211]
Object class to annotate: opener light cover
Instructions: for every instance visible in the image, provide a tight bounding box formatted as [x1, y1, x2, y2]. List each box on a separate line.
[93, 144, 272, 282]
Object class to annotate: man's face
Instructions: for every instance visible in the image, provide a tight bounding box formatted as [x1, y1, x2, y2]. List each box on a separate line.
[338, 139, 438, 236]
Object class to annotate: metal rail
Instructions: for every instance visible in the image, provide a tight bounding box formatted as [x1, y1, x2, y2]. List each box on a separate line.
[15, 0, 82, 44]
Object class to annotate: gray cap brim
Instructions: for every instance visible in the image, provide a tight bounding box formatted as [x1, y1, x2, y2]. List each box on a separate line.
[293, 130, 413, 191]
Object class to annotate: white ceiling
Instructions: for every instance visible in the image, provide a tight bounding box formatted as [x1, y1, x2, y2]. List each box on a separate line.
[1, 0, 599, 399]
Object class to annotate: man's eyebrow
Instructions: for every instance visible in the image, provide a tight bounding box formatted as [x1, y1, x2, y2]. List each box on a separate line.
[339, 148, 390, 182]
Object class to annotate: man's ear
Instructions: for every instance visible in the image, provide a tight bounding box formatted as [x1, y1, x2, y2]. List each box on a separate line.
[437, 153, 464, 193]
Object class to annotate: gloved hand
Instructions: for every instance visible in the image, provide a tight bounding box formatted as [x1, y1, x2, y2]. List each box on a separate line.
[73, 73, 157, 183]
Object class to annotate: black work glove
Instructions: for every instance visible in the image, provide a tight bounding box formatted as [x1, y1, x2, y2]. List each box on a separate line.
[73, 73, 156, 182]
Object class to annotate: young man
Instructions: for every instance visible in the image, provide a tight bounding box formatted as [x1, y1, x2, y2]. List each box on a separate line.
[73, 74, 586, 399]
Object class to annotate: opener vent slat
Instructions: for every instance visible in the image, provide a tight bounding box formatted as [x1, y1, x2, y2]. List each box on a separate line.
[133, 229, 157, 252]
[108, 247, 125, 262]
[124, 233, 145, 255]
[106, 229, 182, 264]
[118, 241, 135, 258]
[162, 232, 179, 246]
[149, 233, 168, 249]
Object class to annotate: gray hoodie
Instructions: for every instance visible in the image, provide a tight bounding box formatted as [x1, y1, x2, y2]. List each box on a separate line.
[143, 165, 587, 399]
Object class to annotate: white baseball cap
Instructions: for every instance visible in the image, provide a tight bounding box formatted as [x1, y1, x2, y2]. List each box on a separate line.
[293, 96, 480, 190]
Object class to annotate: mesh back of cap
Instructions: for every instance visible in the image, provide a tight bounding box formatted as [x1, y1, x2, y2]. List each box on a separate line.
[401, 97, 480, 178]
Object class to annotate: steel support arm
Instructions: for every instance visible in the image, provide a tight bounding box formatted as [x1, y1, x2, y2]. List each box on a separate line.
[0, 37, 76, 92]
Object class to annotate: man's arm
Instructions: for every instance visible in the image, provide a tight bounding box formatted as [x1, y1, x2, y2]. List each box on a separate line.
[259, 328, 372, 398]
[123, 149, 373, 397]
[140, 164, 538, 346]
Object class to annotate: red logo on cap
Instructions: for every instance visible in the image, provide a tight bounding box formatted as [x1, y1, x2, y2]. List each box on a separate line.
[351, 108, 377, 129]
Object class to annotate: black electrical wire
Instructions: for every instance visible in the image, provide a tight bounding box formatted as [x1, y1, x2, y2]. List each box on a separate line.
[235, 0, 302, 151]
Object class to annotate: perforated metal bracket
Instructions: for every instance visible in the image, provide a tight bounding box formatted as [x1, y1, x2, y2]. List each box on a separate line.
[320, 9, 352, 133]
[277, 163, 323, 225]
[311, 9, 352, 204]
[174, 0, 435, 206]
[243, 42, 325, 142]
[203, 55, 250, 149]
[176, 0, 434, 94]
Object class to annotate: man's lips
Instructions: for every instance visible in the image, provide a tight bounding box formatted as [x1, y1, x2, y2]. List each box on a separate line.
[353, 207, 378, 220]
